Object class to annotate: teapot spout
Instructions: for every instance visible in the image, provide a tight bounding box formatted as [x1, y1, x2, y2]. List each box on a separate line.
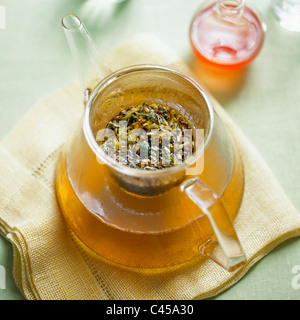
[62, 14, 112, 102]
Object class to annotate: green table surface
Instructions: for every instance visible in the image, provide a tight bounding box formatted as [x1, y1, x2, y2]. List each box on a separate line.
[0, 0, 300, 300]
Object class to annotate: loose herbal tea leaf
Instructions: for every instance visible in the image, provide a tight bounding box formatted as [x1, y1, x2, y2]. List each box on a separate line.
[99, 102, 195, 170]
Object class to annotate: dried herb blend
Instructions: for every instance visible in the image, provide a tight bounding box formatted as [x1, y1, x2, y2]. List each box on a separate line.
[100, 102, 195, 170]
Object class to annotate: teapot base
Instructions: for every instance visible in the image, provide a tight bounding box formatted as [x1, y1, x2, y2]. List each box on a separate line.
[55, 141, 245, 269]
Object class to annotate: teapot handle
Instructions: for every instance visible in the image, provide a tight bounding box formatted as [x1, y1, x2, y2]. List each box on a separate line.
[181, 177, 246, 272]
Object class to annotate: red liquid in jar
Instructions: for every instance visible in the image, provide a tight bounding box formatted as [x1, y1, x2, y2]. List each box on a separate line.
[190, 3, 265, 70]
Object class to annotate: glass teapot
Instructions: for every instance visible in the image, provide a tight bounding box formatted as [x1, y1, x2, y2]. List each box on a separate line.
[56, 14, 247, 271]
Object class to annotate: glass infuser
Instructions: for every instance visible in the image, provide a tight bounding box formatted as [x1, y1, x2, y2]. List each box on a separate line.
[56, 14, 247, 271]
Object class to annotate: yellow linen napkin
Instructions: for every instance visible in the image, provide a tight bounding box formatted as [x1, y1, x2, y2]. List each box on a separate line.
[0, 33, 300, 300]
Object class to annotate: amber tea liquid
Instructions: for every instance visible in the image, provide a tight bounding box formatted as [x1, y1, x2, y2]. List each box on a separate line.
[55, 127, 244, 269]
